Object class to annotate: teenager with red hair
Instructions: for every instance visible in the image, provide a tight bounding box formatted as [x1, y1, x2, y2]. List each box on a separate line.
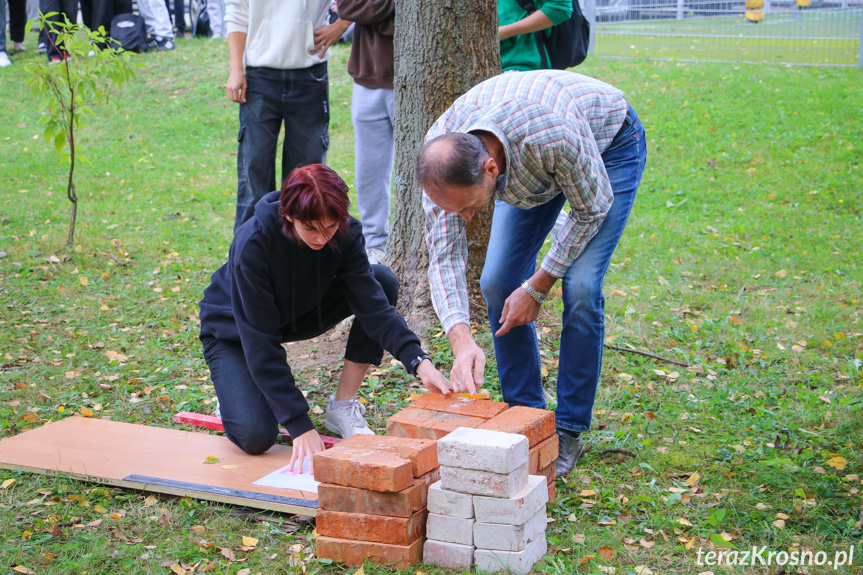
[199, 164, 453, 472]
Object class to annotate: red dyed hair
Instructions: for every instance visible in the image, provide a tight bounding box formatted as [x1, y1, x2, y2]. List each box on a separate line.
[279, 164, 351, 247]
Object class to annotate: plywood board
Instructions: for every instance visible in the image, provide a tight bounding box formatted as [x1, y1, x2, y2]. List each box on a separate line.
[0, 417, 318, 514]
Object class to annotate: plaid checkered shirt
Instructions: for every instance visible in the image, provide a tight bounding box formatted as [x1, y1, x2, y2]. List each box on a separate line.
[423, 70, 629, 333]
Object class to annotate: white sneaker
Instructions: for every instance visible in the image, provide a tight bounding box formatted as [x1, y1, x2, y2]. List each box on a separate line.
[325, 395, 374, 438]
[366, 247, 386, 266]
[213, 399, 221, 419]
[0, 52, 11, 68]
[13, 42, 26, 52]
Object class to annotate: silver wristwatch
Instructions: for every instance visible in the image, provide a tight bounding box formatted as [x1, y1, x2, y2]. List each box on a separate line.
[520, 280, 548, 305]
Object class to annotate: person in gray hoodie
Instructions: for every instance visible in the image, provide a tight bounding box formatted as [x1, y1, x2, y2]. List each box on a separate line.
[224, 0, 350, 231]
[199, 165, 455, 473]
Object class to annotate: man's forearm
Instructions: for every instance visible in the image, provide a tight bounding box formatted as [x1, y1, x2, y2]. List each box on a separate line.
[228, 32, 247, 72]
[448, 323, 478, 354]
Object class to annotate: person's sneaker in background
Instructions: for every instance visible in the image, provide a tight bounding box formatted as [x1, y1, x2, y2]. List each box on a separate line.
[148, 36, 175, 51]
[36, 42, 47, 53]
[0, 52, 11, 68]
[13, 41, 26, 51]
[366, 247, 386, 266]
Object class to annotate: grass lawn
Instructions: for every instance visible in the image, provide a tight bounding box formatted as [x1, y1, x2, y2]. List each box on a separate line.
[1, 33, 862, 575]
[594, 8, 863, 64]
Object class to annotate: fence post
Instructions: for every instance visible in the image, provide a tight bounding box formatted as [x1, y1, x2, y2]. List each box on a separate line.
[859, 10, 862, 67]
[676, 0, 685, 20]
[764, 0, 771, 15]
[584, 0, 596, 55]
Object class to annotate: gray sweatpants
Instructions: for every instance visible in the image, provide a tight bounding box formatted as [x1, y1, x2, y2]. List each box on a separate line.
[138, 0, 173, 39]
[206, 0, 224, 36]
[351, 82, 394, 252]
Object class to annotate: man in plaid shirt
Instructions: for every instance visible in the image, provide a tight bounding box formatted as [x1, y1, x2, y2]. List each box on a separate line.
[417, 70, 647, 477]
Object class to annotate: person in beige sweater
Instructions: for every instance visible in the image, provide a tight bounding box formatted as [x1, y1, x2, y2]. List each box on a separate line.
[224, 0, 350, 231]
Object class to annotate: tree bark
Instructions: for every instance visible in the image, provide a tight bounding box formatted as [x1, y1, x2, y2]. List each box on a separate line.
[391, 0, 501, 335]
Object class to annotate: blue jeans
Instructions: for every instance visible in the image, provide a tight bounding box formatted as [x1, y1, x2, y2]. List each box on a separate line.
[201, 265, 398, 455]
[234, 64, 330, 231]
[481, 104, 647, 435]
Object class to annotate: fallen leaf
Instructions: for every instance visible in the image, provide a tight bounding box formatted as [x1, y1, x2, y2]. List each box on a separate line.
[598, 546, 614, 561]
[579, 555, 594, 566]
[104, 350, 127, 362]
[1, 479, 16, 489]
[640, 538, 654, 549]
[170, 564, 187, 575]
[773, 519, 786, 529]
[238, 570, 251, 575]
[685, 471, 700, 486]
[633, 566, 653, 575]
[204, 456, 220, 465]
[573, 533, 586, 545]
[12, 567, 35, 575]
[191, 525, 205, 533]
[353, 567, 365, 575]
[242, 536, 258, 547]
[775, 269, 787, 278]
[826, 456, 847, 470]
[580, 490, 597, 497]
[80, 407, 94, 417]
[79, 276, 89, 286]
[678, 518, 693, 527]
[143, 495, 158, 508]
[645, 411, 656, 423]
[220, 547, 236, 561]
[221, 465, 238, 470]
[775, 512, 789, 520]
[755, 502, 771, 510]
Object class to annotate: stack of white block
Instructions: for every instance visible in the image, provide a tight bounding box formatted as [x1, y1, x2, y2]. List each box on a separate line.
[423, 427, 549, 574]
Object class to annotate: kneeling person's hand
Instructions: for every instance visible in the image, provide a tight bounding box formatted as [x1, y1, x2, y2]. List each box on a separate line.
[417, 360, 455, 396]
[288, 428, 325, 475]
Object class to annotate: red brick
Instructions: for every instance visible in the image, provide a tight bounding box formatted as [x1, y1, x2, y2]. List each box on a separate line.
[477, 406, 555, 447]
[536, 461, 555, 483]
[336, 434, 438, 477]
[316, 509, 428, 545]
[547, 481, 556, 503]
[316, 535, 423, 569]
[386, 407, 486, 440]
[410, 393, 509, 420]
[412, 467, 441, 489]
[314, 449, 414, 492]
[317, 481, 428, 517]
[528, 433, 559, 473]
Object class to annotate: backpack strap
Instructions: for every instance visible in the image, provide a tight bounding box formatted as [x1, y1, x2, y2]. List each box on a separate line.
[510, 0, 550, 69]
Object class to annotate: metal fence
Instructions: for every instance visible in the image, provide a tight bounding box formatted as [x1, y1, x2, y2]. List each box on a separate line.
[584, 0, 863, 66]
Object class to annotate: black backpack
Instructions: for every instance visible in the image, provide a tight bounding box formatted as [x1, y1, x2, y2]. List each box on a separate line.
[110, 13, 148, 53]
[513, 0, 591, 69]
[191, 0, 212, 38]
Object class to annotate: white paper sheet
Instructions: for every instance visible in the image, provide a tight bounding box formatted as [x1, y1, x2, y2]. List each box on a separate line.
[252, 459, 320, 493]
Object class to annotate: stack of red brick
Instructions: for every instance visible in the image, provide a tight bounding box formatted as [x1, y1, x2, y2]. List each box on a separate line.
[313, 435, 440, 569]
[387, 395, 559, 502]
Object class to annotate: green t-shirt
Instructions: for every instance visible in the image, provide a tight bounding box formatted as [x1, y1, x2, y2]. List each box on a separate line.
[499, 0, 574, 71]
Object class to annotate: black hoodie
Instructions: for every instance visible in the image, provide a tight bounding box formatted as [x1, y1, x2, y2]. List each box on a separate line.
[199, 191, 425, 438]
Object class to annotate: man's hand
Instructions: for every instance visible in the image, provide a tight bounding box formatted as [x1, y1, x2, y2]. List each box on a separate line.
[416, 359, 455, 396]
[496, 287, 541, 337]
[287, 428, 325, 475]
[226, 69, 247, 103]
[448, 324, 485, 395]
[310, 19, 352, 57]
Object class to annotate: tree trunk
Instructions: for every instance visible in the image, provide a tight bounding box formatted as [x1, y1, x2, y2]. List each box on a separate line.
[390, 0, 501, 335]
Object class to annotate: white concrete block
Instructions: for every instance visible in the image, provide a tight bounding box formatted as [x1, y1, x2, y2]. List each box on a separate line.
[423, 539, 475, 570]
[426, 512, 475, 545]
[440, 463, 528, 498]
[437, 426, 529, 474]
[475, 532, 548, 575]
[473, 475, 548, 525]
[474, 507, 547, 551]
[428, 480, 474, 518]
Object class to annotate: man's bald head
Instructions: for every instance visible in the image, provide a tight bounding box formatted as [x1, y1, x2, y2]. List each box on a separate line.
[415, 133, 491, 200]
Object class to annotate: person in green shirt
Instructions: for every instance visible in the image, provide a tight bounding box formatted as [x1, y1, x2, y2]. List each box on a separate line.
[498, 0, 573, 71]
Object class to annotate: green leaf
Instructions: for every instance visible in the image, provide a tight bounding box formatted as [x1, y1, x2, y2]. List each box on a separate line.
[709, 533, 735, 548]
[54, 131, 66, 154]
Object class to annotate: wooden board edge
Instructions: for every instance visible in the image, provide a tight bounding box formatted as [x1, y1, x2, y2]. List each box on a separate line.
[0, 462, 318, 516]
[172, 411, 342, 448]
